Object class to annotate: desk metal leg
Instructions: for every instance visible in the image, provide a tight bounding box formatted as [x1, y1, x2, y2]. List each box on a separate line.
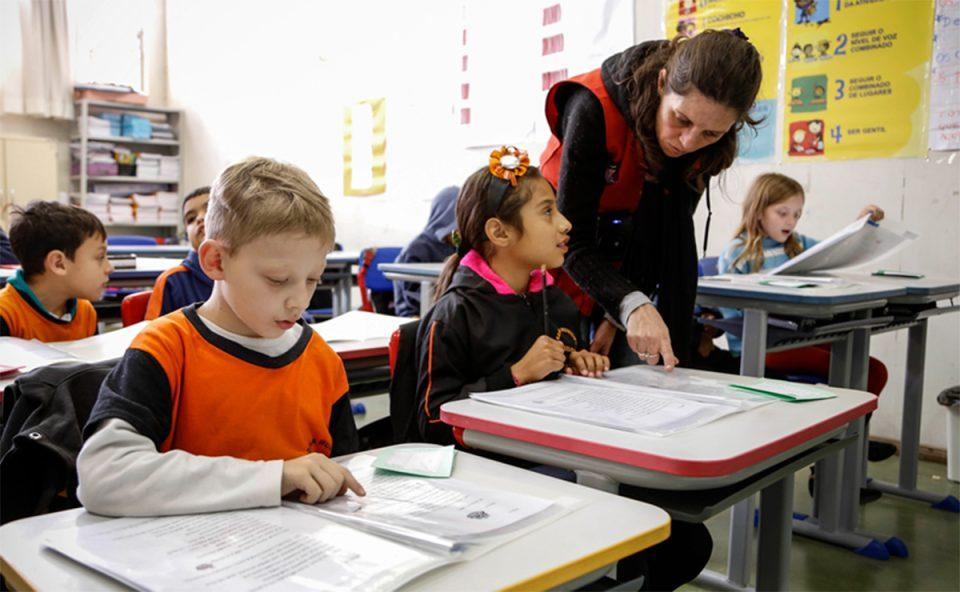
[866, 320, 959, 511]
[340, 277, 352, 313]
[795, 325, 895, 558]
[706, 307, 767, 590]
[740, 308, 768, 378]
[419, 281, 435, 317]
[756, 474, 794, 592]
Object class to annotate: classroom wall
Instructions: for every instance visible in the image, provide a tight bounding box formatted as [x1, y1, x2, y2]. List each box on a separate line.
[169, 0, 958, 449]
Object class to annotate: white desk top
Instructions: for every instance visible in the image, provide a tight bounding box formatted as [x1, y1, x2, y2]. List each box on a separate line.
[1, 313, 399, 390]
[0, 445, 670, 592]
[697, 274, 906, 306]
[441, 367, 875, 488]
[326, 250, 361, 265]
[828, 272, 960, 299]
[107, 244, 190, 258]
[380, 262, 444, 279]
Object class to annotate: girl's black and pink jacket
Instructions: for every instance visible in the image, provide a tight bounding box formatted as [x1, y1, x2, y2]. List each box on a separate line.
[415, 251, 584, 445]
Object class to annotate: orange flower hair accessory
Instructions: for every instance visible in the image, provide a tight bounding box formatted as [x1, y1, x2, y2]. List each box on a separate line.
[488, 146, 530, 187]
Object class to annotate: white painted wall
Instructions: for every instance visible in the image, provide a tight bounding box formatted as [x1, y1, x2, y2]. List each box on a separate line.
[167, 0, 958, 448]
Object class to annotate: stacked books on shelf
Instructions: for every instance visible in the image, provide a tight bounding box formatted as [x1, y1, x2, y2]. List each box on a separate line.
[120, 114, 151, 139]
[80, 115, 120, 137]
[81, 193, 110, 222]
[151, 121, 176, 140]
[109, 196, 136, 224]
[136, 153, 161, 179]
[159, 155, 179, 179]
[70, 141, 118, 176]
[157, 191, 180, 224]
[132, 192, 180, 225]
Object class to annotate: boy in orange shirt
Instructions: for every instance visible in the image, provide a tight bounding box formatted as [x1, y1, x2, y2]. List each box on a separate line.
[0, 202, 113, 340]
[144, 186, 214, 319]
[78, 157, 364, 516]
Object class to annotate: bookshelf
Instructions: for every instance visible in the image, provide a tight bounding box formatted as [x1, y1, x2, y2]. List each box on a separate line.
[71, 100, 183, 236]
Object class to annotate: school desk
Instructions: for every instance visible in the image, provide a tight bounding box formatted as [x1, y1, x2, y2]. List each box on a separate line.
[0, 314, 397, 393]
[440, 367, 877, 592]
[316, 250, 359, 317]
[699, 274, 960, 526]
[697, 278, 909, 536]
[380, 261, 443, 316]
[833, 273, 960, 510]
[0, 444, 671, 592]
[0, 259, 179, 290]
[106, 244, 191, 258]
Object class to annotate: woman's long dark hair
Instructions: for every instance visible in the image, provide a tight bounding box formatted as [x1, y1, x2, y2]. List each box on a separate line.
[434, 167, 543, 299]
[621, 30, 763, 190]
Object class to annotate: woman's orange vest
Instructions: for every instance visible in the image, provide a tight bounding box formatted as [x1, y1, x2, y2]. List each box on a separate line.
[540, 68, 647, 316]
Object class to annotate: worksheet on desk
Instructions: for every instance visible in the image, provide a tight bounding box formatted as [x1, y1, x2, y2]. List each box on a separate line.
[44, 507, 451, 592]
[311, 310, 410, 342]
[597, 366, 772, 410]
[471, 379, 744, 436]
[0, 337, 78, 371]
[287, 454, 559, 555]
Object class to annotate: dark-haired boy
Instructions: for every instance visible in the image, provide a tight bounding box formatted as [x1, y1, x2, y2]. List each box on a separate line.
[0, 202, 113, 340]
[145, 186, 214, 319]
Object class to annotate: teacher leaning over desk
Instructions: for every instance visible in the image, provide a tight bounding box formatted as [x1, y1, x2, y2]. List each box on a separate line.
[541, 29, 763, 369]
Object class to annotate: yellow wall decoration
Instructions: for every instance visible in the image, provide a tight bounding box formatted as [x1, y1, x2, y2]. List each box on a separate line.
[343, 98, 386, 196]
[784, 0, 935, 161]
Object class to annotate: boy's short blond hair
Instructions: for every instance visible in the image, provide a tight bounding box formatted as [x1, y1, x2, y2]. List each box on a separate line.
[205, 157, 335, 251]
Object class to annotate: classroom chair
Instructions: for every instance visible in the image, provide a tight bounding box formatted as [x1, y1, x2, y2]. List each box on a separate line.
[698, 255, 719, 277]
[120, 291, 152, 326]
[388, 320, 421, 443]
[357, 247, 402, 314]
[106, 235, 159, 246]
[305, 243, 343, 321]
[0, 361, 116, 524]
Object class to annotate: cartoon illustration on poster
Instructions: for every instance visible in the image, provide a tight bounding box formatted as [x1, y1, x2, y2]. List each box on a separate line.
[784, 0, 935, 160]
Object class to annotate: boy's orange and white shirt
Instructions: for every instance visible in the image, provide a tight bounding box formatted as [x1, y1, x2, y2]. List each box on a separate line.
[76, 303, 358, 516]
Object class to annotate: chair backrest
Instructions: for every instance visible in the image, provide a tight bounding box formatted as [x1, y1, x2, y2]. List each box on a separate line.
[1, 361, 116, 524]
[107, 235, 158, 246]
[358, 247, 402, 312]
[388, 319, 422, 443]
[121, 290, 152, 326]
[699, 256, 719, 277]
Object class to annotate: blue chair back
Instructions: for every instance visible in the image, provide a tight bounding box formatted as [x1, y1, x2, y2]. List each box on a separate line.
[107, 235, 157, 246]
[699, 256, 719, 278]
[362, 247, 402, 293]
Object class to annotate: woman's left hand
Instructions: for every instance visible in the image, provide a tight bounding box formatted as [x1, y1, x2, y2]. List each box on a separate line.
[858, 205, 884, 222]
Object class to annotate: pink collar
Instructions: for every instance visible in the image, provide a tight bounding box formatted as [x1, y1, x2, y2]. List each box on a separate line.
[460, 249, 554, 296]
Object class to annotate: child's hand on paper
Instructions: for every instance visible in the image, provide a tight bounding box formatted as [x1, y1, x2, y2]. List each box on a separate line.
[281, 453, 366, 504]
[511, 335, 566, 385]
[565, 350, 610, 378]
[858, 205, 884, 222]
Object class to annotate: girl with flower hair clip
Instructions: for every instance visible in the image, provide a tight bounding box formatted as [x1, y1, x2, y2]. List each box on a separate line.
[415, 146, 609, 446]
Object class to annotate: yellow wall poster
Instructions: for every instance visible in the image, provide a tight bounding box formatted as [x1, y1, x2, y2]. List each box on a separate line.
[343, 98, 387, 196]
[665, 0, 783, 161]
[784, 0, 935, 161]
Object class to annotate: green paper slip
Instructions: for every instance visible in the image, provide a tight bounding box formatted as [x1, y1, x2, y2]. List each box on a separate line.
[372, 445, 456, 478]
[729, 380, 837, 403]
[872, 270, 925, 279]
